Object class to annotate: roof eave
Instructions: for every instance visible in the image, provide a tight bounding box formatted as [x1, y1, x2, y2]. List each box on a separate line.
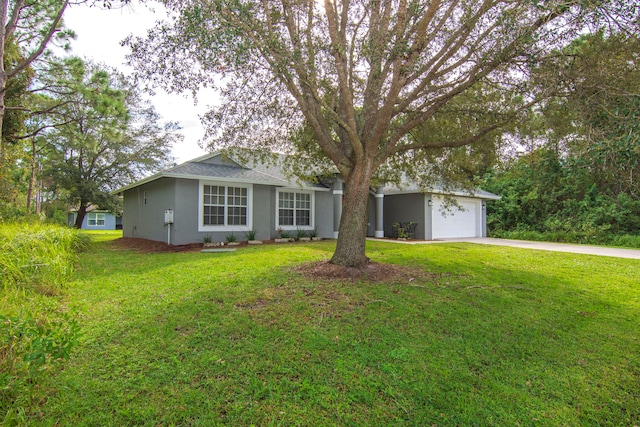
[383, 187, 501, 200]
[111, 172, 330, 195]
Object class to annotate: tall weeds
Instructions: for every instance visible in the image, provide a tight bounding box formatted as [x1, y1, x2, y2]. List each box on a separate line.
[0, 223, 88, 424]
[1, 223, 90, 294]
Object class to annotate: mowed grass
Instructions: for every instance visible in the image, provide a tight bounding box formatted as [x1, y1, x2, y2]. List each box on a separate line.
[32, 237, 639, 426]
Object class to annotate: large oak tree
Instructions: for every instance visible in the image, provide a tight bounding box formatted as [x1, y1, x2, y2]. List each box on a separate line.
[127, 0, 637, 267]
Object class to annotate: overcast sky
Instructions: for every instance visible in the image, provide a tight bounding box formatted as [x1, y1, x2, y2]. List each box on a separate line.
[62, 2, 208, 163]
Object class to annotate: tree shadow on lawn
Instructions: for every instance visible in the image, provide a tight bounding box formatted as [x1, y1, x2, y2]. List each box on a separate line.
[41, 245, 640, 426]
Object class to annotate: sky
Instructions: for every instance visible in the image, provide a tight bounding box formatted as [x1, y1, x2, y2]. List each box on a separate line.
[62, 2, 209, 163]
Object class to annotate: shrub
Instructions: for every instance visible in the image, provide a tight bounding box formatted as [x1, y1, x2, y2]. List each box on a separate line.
[244, 229, 257, 241]
[225, 232, 237, 243]
[277, 228, 290, 239]
[295, 228, 307, 240]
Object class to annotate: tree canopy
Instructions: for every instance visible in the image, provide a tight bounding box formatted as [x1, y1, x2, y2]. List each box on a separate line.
[127, 0, 639, 267]
[35, 57, 181, 227]
[483, 30, 640, 243]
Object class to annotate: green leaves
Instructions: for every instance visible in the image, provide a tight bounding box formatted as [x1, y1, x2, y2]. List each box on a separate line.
[34, 57, 179, 222]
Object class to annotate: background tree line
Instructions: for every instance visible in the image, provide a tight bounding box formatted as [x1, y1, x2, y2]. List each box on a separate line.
[1, 0, 637, 251]
[0, 0, 179, 227]
[481, 32, 640, 246]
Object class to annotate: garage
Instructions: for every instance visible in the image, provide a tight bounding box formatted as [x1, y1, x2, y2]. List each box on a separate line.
[431, 196, 482, 239]
[378, 187, 498, 240]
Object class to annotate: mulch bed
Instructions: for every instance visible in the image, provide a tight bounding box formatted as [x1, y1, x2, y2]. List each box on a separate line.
[295, 260, 442, 284]
[111, 237, 205, 253]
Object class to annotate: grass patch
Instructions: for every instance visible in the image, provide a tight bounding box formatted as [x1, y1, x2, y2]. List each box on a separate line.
[0, 223, 91, 295]
[19, 237, 640, 426]
[78, 229, 123, 243]
[1, 223, 93, 424]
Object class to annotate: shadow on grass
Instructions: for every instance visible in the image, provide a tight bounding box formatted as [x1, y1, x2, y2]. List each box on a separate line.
[39, 241, 640, 426]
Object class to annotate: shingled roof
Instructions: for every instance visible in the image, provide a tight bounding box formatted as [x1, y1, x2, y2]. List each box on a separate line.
[112, 152, 328, 194]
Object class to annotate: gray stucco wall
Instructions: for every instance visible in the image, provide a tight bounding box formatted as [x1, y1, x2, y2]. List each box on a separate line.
[123, 177, 177, 243]
[254, 185, 274, 241]
[425, 194, 433, 240]
[314, 190, 334, 239]
[123, 177, 335, 244]
[384, 193, 426, 239]
[481, 200, 487, 237]
[171, 178, 200, 245]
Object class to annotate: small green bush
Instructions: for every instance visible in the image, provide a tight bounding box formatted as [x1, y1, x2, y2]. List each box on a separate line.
[277, 228, 291, 239]
[295, 228, 307, 240]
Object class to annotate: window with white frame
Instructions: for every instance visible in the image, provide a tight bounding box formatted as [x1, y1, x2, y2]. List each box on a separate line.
[277, 190, 312, 228]
[87, 212, 105, 226]
[200, 182, 250, 230]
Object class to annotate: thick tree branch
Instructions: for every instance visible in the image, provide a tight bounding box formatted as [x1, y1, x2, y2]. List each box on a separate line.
[7, 1, 69, 79]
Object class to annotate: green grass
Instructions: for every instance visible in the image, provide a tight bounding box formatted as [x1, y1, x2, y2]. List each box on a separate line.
[0, 224, 93, 424]
[78, 229, 123, 243]
[0, 223, 92, 295]
[19, 236, 640, 426]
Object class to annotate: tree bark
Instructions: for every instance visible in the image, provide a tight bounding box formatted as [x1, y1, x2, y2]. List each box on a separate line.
[0, 76, 6, 164]
[330, 162, 374, 268]
[74, 204, 87, 229]
[26, 139, 36, 213]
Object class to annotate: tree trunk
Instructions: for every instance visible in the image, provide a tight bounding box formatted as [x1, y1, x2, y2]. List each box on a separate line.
[330, 163, 374, 268]
[0, 74, 6, 165]
[74, 204, 87, 229]
[26, 139, 36, 213]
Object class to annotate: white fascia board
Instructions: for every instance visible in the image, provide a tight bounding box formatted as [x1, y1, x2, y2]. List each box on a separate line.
[280, 185, 330, 192]
[110, 172, 165, 195]
[429, 188, 502, 200]
[111, 151, 225, 194]
[384, 187, 501, 200]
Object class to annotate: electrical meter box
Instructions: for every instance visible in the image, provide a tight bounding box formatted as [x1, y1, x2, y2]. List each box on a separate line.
[164, 209, 174, 224]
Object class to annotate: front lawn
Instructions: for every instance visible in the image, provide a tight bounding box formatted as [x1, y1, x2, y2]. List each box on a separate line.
[30, 237, 640, 426]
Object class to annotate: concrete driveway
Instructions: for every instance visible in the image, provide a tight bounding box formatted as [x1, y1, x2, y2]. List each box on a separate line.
[368, 237, 640, 260]
[460, 238, 640, 260]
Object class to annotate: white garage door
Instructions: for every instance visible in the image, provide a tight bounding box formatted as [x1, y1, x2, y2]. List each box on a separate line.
[432, 196, 480, 239]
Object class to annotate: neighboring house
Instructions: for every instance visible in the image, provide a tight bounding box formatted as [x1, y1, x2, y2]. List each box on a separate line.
[68, 209, 120, 230]
[112, 153, 500, 245]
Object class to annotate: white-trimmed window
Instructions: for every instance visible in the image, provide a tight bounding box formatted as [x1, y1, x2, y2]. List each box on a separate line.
[276, 189, 313, 229]
[87, 212, 105, 226]
[199, 181, 252, 231]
